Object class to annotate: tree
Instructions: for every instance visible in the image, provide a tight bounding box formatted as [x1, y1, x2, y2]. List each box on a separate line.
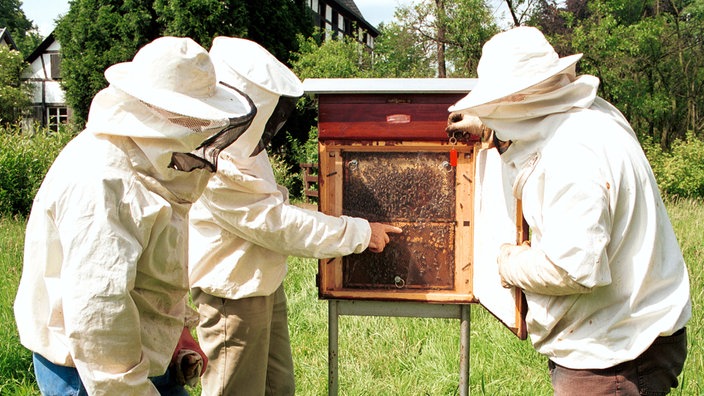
[503, 0, 543, 26]
[372, 21, 435, 78]
[1, 0, 42, 56]
[443, 0, 500, 76]
[54, 0, 160, 124]
[56, 0, 315, 126]
[384, 0, 498, 78]
[155, 0, 248, 47]
[291, 33, 374, 79]
[155, 0, 312, 62]
[563, 0, 704, 148]
[0, 45, 31, 125]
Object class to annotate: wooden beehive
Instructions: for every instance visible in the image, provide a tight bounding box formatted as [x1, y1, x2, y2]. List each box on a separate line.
[303, 78, 527, 338]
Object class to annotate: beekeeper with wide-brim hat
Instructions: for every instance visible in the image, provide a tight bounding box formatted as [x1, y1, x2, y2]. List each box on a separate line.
[14, 36, 258, 395]
[188, 37, 402, 396]
[447, 26, 690, 395]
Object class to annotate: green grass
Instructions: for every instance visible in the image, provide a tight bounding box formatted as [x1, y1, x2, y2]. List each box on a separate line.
[0, 216, 39, 395]
[1, 198, 702, 395]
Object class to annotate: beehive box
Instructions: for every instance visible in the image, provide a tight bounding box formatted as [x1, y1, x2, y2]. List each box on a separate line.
[303, 78, 526, 338]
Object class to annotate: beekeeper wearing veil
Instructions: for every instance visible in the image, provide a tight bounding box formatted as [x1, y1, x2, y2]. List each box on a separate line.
[446, 26, 690, 395]
[14, 36, 256, 395]
[189, 37, 402, 396]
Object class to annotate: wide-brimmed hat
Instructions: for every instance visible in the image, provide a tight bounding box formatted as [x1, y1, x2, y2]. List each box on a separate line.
[449, 26, 582, 112]
[209, 36, 303, 97]
[208, 37, 303, 158]
[105, 36, 252, 122]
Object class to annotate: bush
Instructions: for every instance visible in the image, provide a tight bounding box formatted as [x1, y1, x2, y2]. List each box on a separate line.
[644, 131, 704, 199]
[0, 124, 76, 217]
[267, 126, 320, 201]
[269, 152, 299, 199]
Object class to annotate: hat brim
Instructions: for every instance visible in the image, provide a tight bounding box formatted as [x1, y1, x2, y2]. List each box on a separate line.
[105, 62, 253, 121]
[448, 53, 583, 112]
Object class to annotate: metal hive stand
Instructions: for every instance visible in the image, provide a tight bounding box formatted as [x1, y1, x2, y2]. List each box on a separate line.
[327, 300, 471, 396]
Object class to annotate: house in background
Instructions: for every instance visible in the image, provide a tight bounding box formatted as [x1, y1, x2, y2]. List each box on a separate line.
[15, 0, 376, 131]
[21, 31, 71, 132]
[306, 0, 380, 49]
[0, 27, 18, 50]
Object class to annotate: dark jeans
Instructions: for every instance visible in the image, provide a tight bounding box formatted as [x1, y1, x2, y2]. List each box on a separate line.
[33, 353, 189, 396]
[549, 328, 687, 396]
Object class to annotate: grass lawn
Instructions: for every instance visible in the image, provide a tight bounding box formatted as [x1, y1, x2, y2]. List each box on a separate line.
[1, 197, 702, 395]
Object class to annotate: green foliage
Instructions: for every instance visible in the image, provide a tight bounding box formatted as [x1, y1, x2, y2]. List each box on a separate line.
[375, 0, 499, 78]
[372, 21, 436, 77]
[443, 0, 500, 77]
[290, 32, 375, 79]
[281, 127, 319, 198]
[156, 0, 312, 62]
[0, 0, 42, 56]
[239, 0, 313, 64]
[54, 0, 160, 125]
[522, 0, 704, 198]
[0, 124, 75, 217]
[0, 45, 31, 126]
[644, 131, 704, 198]
[269, 152, 298, 199]
[55, 1, 313, 128]
[541, 0, 704, 149]
[155, 0, 247, 47]
[285, 126, 318, 166]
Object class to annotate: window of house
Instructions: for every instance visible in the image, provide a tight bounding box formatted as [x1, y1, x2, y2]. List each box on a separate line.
[50, 53, 61, 80]
[47, 107, 69, 132]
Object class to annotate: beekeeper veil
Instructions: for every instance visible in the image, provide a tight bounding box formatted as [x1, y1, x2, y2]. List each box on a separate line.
[208, 37, 304, 158]
[88, 36, 256, 173]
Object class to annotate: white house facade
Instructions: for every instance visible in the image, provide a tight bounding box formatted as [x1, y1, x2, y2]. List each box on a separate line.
[21, 33, 70, 131]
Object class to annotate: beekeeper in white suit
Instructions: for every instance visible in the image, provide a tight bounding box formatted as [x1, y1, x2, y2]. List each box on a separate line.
[188, 37, 402, 395]
[14, 36, 256, 395]
[446, 27, 691, 395]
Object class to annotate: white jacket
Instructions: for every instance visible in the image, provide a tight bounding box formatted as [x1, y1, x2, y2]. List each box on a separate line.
[189, 150, 371, 299]
[481, 74, 691, 369]
[14, 87, 214, 395]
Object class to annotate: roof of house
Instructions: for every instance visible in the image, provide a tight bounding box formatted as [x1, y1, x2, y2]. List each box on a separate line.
[0, 27, 19, 51]
[25, 31, 56, 63]
[328, 0, 380, 36]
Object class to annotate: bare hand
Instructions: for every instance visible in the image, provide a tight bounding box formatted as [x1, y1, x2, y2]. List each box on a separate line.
[446, 111, 491, 143]
[367, 223, 403, 253]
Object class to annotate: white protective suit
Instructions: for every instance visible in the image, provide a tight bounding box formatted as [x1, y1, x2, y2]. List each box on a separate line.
[188, 38, 371, 300]
[472, 70, 691, 369]
[13, 82, 251, 395]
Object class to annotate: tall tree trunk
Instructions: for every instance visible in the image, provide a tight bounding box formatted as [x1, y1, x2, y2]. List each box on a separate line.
[504, 0, 521, 27]
[436, 0, 447, 77]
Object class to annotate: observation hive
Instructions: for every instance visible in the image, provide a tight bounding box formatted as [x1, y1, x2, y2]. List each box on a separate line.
[303, 78, 527, 338]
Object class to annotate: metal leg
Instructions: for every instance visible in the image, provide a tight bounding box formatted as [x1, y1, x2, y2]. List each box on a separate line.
[328, 300, 469, 394]
[328, 300, 339, 396]
[460, 304, 470, 396]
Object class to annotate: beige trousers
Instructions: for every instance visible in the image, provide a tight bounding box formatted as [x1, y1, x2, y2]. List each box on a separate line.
[192, 285, 295, 396]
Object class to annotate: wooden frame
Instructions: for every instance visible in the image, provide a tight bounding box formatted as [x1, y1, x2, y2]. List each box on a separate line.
[305, 78, 527, 338]
[318, 141, 476, 303]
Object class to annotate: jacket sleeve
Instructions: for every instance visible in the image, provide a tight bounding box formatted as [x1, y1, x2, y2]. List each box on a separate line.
[57, 178, 160, 396]
[498, 244, 592, 295]
[198, 155, 371, 259]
